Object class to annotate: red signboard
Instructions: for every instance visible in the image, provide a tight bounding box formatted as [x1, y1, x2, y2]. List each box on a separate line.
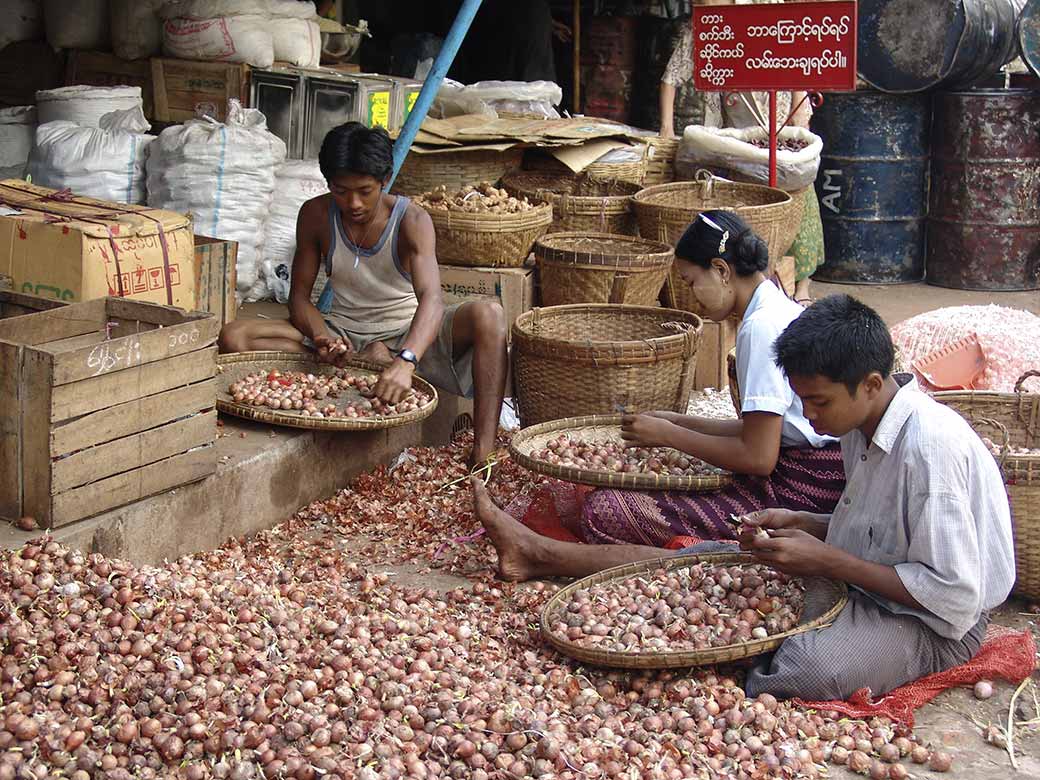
[693, 1, 858, 92]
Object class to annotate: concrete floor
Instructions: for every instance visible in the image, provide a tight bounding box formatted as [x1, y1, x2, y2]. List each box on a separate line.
[811, 280, 1040, 323]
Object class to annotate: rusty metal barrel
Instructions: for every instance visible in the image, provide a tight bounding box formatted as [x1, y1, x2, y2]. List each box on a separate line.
[927, 88, 1040, 291]
[810, 89, 931, 284]
[859, 0, 1024, 93]
[1020, 0, 1040, 79]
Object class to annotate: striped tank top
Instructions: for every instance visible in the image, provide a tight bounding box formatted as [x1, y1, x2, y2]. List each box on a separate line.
[325, 195, 418, 336]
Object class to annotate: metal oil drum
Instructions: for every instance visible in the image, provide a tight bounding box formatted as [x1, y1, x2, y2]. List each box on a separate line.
[810, 89, 932, 283]
[927, 88, 1040, 290]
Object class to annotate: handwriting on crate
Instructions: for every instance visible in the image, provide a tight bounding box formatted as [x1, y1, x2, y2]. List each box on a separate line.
[87, 336, 141, 377]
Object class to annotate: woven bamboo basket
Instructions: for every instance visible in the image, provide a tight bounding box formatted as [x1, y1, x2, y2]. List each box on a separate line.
[533, 232, 673, 307]
[541, 552, 848, 668]
[509, 414, 731, 491]
[511, 304, 702, 426]
[934, 370, 1040, 599]
[394, 148, 524, 197]
[422, 201, 553, 268]
[501, 171, 640, 235]
[215, 352, 439, 431]
[522, 150, 648, 187]
[642, 136, 680, 186]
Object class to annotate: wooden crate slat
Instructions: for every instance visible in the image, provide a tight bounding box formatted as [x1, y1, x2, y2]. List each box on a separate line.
[50, 379, 216, 457]
[0, 299, 108, 346]
[50, 446, 217, 528]
[0, 290, 68, 319]
[51, 410, 216, 493]
[49, 312, 218, 386]
[105, 298, 211, 328]
[0, 342, 21, 519]
[19, 351, 54, 528]
[50, 346, 216, 422]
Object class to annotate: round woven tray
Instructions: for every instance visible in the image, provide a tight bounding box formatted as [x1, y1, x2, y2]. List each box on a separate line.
[501, 171, 640, 236]
[541, 552, 848, 668]
[509, 414, 731, 491]
[533, 232, 673, 307]
[424, 201, 553, 268]
[215, 352, 439, 431]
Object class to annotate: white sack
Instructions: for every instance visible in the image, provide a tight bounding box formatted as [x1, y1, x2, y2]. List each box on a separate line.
[29, 107, 155, 204]
[270, 18, 320, 67]
[147, 99, 286, 294]
[160, 0, 273, 67]
[44, 0, 110, 50]
[676, 125, 822, 192]
[36, 86, 143, 127]
[111, 0, 164, 60]
[0, 1, 43, 52]
[0, 107, 36, 181]
[261, 160, 327, 303]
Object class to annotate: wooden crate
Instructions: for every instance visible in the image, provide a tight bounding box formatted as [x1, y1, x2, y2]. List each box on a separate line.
[194, 236, 238, 326]
[152, 58, 251, 122]
[1, 290, 68, 320]
[66, 50, 154, 118]
[694, 319, 738, 391]
[0, 298, 218, 528]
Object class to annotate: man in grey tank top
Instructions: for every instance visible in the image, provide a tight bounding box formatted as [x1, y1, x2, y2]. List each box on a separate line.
[219, 123, 508, 468]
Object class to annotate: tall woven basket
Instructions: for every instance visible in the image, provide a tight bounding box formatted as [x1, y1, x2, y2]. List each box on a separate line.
[533, 233, 673, 307]
[422, 201, 553, 268]
[522, 150, 648, 187]
[636, 173, 803, 316]
[501, 171, 640, 236]
[394, 148, 524, 197]
[934, 371, 1040, 599]
[642, 137, 680, 186]
[512, 304, 702, 426]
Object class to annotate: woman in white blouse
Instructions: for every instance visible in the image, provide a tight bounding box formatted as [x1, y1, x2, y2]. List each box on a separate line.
[574, 211, 846, 547]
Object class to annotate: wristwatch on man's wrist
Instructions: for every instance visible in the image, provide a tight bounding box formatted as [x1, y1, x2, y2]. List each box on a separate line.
[397, 348, 418, 367]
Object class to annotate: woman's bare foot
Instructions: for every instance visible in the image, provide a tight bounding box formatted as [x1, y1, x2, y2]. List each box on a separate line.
[794, 278, 812, 303]
[471, 477, 545, 582]
[359, 340, 394, 367]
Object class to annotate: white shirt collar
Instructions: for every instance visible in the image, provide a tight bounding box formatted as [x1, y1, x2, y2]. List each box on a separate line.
[870, 374, 920, 454]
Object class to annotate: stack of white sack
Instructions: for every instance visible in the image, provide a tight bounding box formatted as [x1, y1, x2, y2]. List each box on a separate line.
[29, 106, 155, 205]
[146, 100, 287, 297]
[159, 0, 320, 69]
[0, 107, 36, 181]
[36, 86, 143, 127]
[260, 160, 328, 303]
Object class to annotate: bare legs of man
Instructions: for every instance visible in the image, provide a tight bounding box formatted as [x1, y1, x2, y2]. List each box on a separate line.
[451, 301, 508, 469]
[218, 318, 308, 354]
[471, 477, 665, 582]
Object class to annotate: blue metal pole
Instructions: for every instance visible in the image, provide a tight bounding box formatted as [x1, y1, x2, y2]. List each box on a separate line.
[317, 0, 482, 313]
[388, 0, 484, 187]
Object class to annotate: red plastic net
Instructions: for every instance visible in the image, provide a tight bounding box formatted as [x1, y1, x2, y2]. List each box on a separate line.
[793, 624, 1036, 726]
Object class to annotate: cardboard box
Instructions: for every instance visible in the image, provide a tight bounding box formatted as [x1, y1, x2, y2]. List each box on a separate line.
[0, 298, 217, 528]
[438, 264, 537, 344]
[0, 180, 195, 309]
[695, 318, 737, 391]
[194, 236, 238, 326]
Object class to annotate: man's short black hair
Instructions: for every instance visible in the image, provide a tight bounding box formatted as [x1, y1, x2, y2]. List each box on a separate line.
[774, 294, 895, 394]
[318, 122, 393, 182]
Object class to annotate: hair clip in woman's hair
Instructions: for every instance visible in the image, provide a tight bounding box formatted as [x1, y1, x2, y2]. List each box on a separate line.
[718, 230, 729, 255]
[699, 212, 729, 255]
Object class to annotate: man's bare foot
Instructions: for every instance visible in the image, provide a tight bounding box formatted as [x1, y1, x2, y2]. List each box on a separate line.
[471, 476, 543, 582]
[359, 340, 394, 367]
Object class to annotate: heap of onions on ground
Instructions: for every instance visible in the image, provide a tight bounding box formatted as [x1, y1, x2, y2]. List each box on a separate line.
[0, 436, 962, 780]
[548, 563, 804, 652]
[226, 368, 433, 419]
[534, 435, 727, 478]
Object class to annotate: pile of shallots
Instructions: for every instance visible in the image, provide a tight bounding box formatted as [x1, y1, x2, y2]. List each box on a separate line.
[227, 368, 433, 419]
[548, 563, 804, 652]
[534, 435, 726, 478]
[1, 436, 963, 780]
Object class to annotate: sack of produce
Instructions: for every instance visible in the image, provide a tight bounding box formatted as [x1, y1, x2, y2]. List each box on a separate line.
[43, 0, 109, 50]
[676, 125, 822, 191]
[29, 106, 155, 205]
[36, 85, 143, 127]
[0, 107, 36, 181]
[0, 1, 43, 53]
[147, 99, 286, 295]
[261, 160, 328, 303]
[267, 0, 321, 68]
[159, 0, 274, 68]
[111, 0, 164, 60]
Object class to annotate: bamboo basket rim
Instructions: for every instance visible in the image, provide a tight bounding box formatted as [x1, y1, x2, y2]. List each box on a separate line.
[502, 170, 642, 201]
[215, 352, 439, 431]
[510, 414, 731, 491]
[540, 552, 848, 668]
[632, 178, 792, 214]
[512, 304, 702, 355]
[533, 232, 674, 270]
